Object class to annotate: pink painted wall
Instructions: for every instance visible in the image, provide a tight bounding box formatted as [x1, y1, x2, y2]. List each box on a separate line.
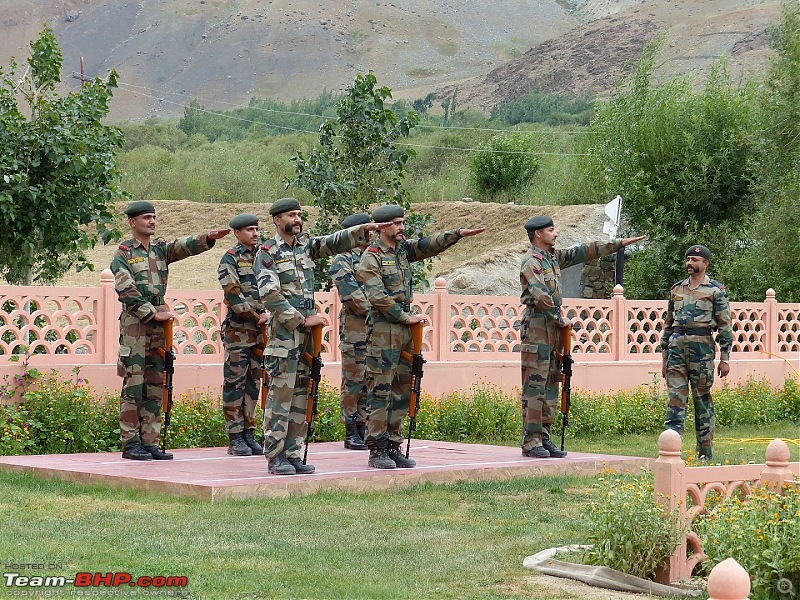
[2, 272, 798, 399]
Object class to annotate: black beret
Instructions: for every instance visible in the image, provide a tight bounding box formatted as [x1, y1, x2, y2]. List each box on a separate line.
[341, 212, 371, 228]
[685, 244, 711, 260]
[524, 215, 554, 232]
[124, 201, 156, 218]
[229, 213, 259, 229]
[269, 197, 301, 216]
[371, 204, 405, 223]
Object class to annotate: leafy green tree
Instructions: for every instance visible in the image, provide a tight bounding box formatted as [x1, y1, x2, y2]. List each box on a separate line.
[586, 38, 757, 299]
[0, 27, 125, 285]
[287, 71, 430, 289]
[720, 2, 800, 301]
[469, 132, 540, 197]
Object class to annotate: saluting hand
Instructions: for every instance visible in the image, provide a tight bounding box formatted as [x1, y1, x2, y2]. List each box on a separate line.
[208, 228, 232, 240]
[458, 227, 486, 237]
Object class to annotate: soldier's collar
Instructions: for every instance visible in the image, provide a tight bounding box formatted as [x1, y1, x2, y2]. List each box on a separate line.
[374, 238, 396, 253]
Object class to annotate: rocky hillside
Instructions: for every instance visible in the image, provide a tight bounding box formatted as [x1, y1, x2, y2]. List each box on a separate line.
[0, 0, 781, 121]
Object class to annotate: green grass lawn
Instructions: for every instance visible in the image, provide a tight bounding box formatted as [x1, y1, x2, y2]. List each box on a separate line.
[1, 422, 797, 599]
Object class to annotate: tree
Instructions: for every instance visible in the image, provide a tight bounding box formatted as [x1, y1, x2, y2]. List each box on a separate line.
[0, 27, 126, 285]
[287, 71, 430, 289]
[586, 38, 757, 299]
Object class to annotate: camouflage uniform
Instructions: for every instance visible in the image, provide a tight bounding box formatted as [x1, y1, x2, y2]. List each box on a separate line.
[357, 230, 462, 451]
[218, 242, 265, 436]
[329, 248, 370, 432]
[254, 226, 369, 461]
[520, 239, 624, 452]
[660, 275, 732, 459]
[111, 234, 214, 451]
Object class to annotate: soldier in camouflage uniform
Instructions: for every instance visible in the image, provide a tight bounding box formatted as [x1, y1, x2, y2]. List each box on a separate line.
[254, 198, 390, 476]
[329, 212, 373, 451]
[218, 213, 269, 457]
[356, 204, 485, 469]
[520, 215, 645, 458]
[660, 244, 732, 461]
[111, 201, 230, 461]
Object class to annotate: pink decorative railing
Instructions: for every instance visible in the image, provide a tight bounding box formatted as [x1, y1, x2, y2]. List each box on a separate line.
[2, 274, 798, 364]
[653, 430, 799, 585]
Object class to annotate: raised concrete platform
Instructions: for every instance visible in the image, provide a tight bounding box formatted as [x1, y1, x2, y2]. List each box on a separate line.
[0, 441, 650, 501]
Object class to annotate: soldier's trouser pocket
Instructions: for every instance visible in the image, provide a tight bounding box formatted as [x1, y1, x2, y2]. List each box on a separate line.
[117, 345, 131, 378]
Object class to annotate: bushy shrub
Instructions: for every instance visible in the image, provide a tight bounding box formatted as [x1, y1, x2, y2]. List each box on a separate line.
[0, 400, 35, 455]
[579, 469, 686, 580]
[696, 484, 800, 600]
[469, 132, 540, 196]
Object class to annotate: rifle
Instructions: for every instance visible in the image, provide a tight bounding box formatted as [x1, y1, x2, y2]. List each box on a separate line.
[159, 318, 176, 453]
[559, 324, 573, 452]
[251, 323, 270, 451]
[302, 323, 324, 465]
[401, 321, 426, 458]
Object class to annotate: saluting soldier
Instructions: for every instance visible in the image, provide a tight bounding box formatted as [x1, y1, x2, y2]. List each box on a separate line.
[660, 244, 733, 461]
[329, 212, 373, 451]
[254, 198, 389, 476]
[218, 213, 269, 457]
[520, 215, 644, 459]
[111, 201, 230, 461]
[356, 204, 485, 469]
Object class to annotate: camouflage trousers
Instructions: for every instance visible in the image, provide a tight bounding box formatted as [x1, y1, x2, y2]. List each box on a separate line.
[364, 321, 413, 448]
[222, 321, 264, 434]
[520, 313, 562, 450]
[339, 310, 368, 426]
[664, 334, 716, 459]
[262, 327, 312, 460]
[117, 312, 166, 449]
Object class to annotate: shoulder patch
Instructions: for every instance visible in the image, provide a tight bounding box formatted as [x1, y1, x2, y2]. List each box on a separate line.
[709, 279, 727, 291]
[671, 280, 684, 289]
[118, 244, 129, 251]
[260, 239, 278, 252]
[367, 246, 379, 253]
[226, 248, 237, 255]
[531, 251, 543, 260]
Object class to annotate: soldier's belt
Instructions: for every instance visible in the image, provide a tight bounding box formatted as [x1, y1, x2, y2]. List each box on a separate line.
[673, 326, 712, 336]
[148, 295, 165, 306]
[398, 302, 410, 312]
[289, 298, 315, 310]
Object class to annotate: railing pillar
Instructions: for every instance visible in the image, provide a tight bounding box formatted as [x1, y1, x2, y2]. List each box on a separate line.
[99, 269, 118, 364]
[707, 558, 750, 600]
[612, 284, 625, 360]
[653, 429, 687, 584]
[761, 438, 792, 492]
[433, 277, 449, 361]
[765, 288, 779, 355]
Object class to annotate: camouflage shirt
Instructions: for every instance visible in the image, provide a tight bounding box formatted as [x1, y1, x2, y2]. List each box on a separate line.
[660, 275, 734, 361]
[357, 230, 462, 324]
[329, 248, 370, 317]
[111, 234, 214, 322]
[254, 226, 369, 357]
[520, 240, 623, 326]
[218, 242, 263, 325]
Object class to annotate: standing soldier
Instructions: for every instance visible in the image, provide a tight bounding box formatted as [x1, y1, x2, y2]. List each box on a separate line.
[254, 198, 389, 475]
[520, 215, 644, 458]
[660, 245, 732, 461]
[357, 204, 485, 469]
[111, 201, 230, 461]
[218, 213, 269, 457]
[329, 212, 373, 451]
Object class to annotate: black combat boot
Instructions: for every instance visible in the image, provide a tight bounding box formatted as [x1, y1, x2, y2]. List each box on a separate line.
[542, 427, 567, 458]
[227, 432, 253, 456]
[387, 442, 416, 468]
[242, 429, 264, 455]
[356, 421, 366, 442]
[522, 445, 550, 458]
[267, 453, 296, 475]
[121, 443, 153, 461]
[143, 444, 174, 460]
[344, 420, 368, 450]
[367, 447, 396, 469]
[286, 456, 316, 474]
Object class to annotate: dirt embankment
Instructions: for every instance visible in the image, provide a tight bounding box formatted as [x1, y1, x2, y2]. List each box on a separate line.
[44, 200, 607, 294]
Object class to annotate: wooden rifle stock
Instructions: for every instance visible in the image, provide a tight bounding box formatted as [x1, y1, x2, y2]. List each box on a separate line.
[302, 324, 324, 464]
[159, 318, 176, 453]
[404, 320, 426, 458]
[253, 323, 269, 411]
[559, 324, 573, 452]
